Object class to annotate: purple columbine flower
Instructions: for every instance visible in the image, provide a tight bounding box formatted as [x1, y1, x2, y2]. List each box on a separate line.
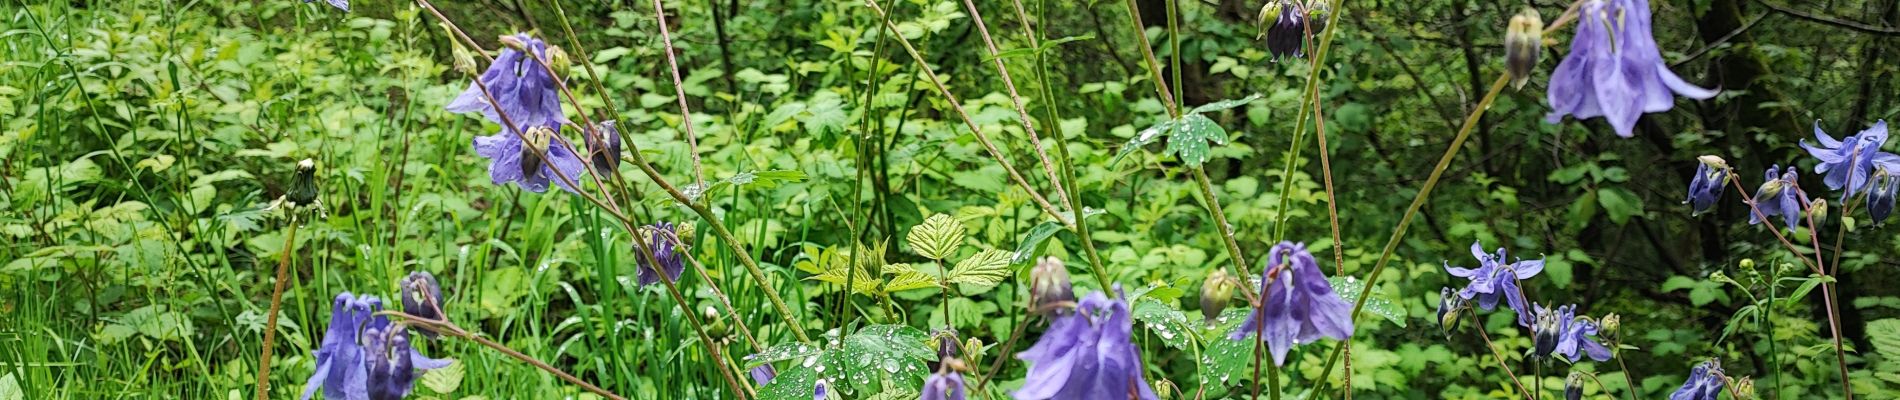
[1261, 0, 1308, 60]
[1686, 155, 1729, 216]
[1547, 305, 1612, 363]
[1230, 242, 1354, 366]
[1444, 241, 1544, 327]
[1669, 359, 1726, 400]
[585, 121, 622, 176]
[1546, 0, 1717, 137]
[361, 316, 452, 400]
[635, 222, 685, 287]
[304, 0, 348, 12]
[447, 33, 586, 193]
[1014, 286, 1160, 400]
[399, 271, 445, 338]
[1749, 165, 1806, 231]
[920, 371, 967, 400]
[1869, 168, 1898, 224]
[1802, 120, 1896, 200]
[749, 365, 777, 386]
[302, 293, 374, 400]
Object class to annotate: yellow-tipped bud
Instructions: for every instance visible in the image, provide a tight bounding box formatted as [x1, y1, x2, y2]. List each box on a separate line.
[1505, 7, 1544, 90]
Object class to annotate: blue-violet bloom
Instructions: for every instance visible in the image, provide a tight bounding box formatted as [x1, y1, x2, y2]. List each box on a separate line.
[1015, 285, 1159, 400]
[1444, 241, 1544, 327]
[1686, 155, 1729, 216]
[1870, 168, 1898, 224]
[749, 365, 776, 386]
[305, 0, 349, 12]
[1551, 305, 1612, 362]
[636, 222, 685, 286]
[1230, 242, 1354, 366]
[1669, 359, 1726, 400]
[921, 371, 966, 400]
[1802, 120, 1895, 200]
[302, 293, 375, 400]
[1546, 0, 1717, 137]
[447, 33, 585, 193]
[1749, 165, 1806, 231]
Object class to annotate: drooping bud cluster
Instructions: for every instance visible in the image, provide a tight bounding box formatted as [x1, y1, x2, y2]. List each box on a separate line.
[1686, 155, 1729, 216]
[1434, 286, 1471, 335]
[1505, 7, 1543, 90]
[1029, 256, 1075, 316]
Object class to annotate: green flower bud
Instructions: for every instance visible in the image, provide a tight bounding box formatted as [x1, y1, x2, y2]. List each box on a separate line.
[1808, 198, 1828, 223]
[1600, 313, 1620, 335]
[1505, 7, 1544, 90]
[1201, 269, 1236, 325]
[546, 45, 572, 78]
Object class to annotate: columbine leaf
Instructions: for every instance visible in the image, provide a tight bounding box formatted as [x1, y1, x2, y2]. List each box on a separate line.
[1163, 113, 1228, 168]
[906, 213, 965, 260]
[1329, 276, 1407, 328]
[1131, 298, 1192, 350]
[1112, 118, 1177, 167]
[1188, 93, 1264, 114]
[838, 325, 934, 392]
[946, 249, 1012, 287]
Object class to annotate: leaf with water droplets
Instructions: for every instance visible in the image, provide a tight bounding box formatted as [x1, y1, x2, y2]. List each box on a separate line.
[836, 325, 933, 395]
[747, 342, 827, 367]
[1131, 298, 1192, 350]
[1188, 93, 1264, 114]
[1011, 221, 1065, 264]
[1164, 113, 1228, 168]
[1328, 276, 1407, 328]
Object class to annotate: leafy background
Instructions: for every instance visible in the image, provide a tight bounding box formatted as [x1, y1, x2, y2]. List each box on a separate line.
[3, 0, 1900, 399]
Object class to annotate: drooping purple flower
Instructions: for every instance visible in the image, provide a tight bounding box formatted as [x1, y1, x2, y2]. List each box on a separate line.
[1434, 286, 1471, 335]
[1014, 286, 1160, 400]
[1748, 165, 1806, 231]
[1444, 241, 1544, 327]
[1669, 359, 1727, 400]
[920, 371, 966, 400]
[749, 365, 777, 386]
[635, 222, 685, 287]
[302, 293, 374, 400]
[1229, 242, 1354, 366]
[304, 0, 349, 12]
[1685, 155, 1729, 216]
[361, 315, 452, 400]
[1802, 120, 1896, 200]
[585, 121, 622, 176]
[447, 33, 586, 193]
[1261, 0, 1308, 60]
[1529, 303, 1564, 359]
[1869, 168, 1898, 224]
[1546, 304, 1612, 362]
[1546, 0, 1717, 137]
[399, 271, 445, 337]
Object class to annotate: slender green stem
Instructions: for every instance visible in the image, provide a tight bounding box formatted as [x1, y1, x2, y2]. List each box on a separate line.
[253, 214, 299, 400]
[1471, 309, 1533, 399]
[1305, 75, 1511, 398]
[383, 310, 629, 400]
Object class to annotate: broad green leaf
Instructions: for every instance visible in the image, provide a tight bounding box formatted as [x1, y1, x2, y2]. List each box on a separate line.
[881, 263, 942, 292]
[745, 342, 827, 367]
[1163, 113, 1228, 168]
[420, 359, 465, 394]
[946, 249, 1012, 287]
[1595, 187, 1644, 224]
[1011, 221, 1065, 264]
[1132, 298, 1193, 350]
[1113, 118, 1176, 167]
[0, 373, 20, 400]
[1329, 276, 1407, 328]
[1188, 93, 1264, 114]
[837, 325, 934, 393]
[906, 213, 965, 260]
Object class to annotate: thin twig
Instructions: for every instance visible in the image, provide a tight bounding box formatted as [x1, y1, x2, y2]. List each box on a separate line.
[384, 311, 629, 400]
[651, 0, 709, 187]
[1470, 310, 1533, 399]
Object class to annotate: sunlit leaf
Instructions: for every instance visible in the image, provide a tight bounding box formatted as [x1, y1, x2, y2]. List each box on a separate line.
[946, 249, 1012, 287]
[906, 213, 965, 261]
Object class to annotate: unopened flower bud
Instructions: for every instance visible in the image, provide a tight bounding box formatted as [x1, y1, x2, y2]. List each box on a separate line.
[1870, 168, 1898, 224]
[1260, 0, 1308, 60]
[1564, 371, 1585, 400]
[1738, 258, 1756, 273]
[288, 158, 319, 207]
[1029, 256, 1075, 316]
[1200, 269, 1236, 324]
[586, 121, 622, 176]
[1808, 198, 1829, 223]
[1710, 271, 1734, 286]
[400, 270, 446, 339]
[1505, 7, 1544, 90]
[545, 45, 572, 78]
[1435, 286, 1469, 335]
[927, 328, 962, 371]
[1599, 313, 1620, 335]
[673, 222, 696, 243]
[1153, 378, 1178, 400]
[706, 306, 730, 338]
[450, 41, 478, 75]
[1530, 303, 1563, 359]
[498, 34, 528, 51]
[1733, 376, 1755, 400]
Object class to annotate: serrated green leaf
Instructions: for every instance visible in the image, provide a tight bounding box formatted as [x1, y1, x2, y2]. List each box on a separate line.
[1188, 94, 1264, 114]
[881, 263, 942, 292]
[1164, 113, 1228, 168]
[1329, 276, 1407, 328]
[745, 342, 827, 367]
[907, 214, 965, 260]
[1112, 118, 1177, 167]
[946, 249, 1012, 287]
[420, 359, 465, 394]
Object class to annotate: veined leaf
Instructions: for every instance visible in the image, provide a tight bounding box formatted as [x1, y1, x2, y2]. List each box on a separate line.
[881, 263, 942, 292]
[1163, 113, 1228, 168]
[1189, 93, 1264, 114]
[907, 213, 965, 260]
[946, 249, 1012, 287]
[1329, 276, 1407, 328]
